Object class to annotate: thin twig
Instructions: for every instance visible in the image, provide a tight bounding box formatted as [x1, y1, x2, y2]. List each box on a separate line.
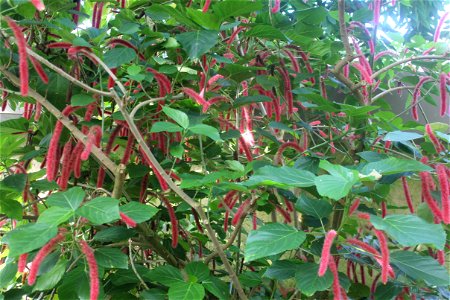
[130, 93, 184, 119]
[371, 85, 415, 103]
[128, 238, 150, 290]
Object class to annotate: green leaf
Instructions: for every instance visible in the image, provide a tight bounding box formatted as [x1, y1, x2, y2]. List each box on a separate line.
[170, 144, 184, 159]
[76, 197, 120, 225]
[362, 158, 432, 175]
[1, 174, 27, 192]
[104, 47, 137, 68]
[71, 94, 95, 106]
[119, 202, 159, 224]
[233, 95, 272, 107]
[263, 260, 302, 280]
[212, 1, 262, 20]
[218, 64, 262, 82]
[202, 276, 230, 300]
[0, 262, 17, 288]
[244, 223, 306, 262]
[93, 227, 136, 242]
[151, 122, 183, 133]
[239, 271, 262, 287]
[0, 198, 23, 220]
[245, 25, 287, 41]
[315, 175, 355, 200]
[47, 187, 85, 211]
[185, 262, 210, 282]
[186, 8, 220, 30]
[188, 124, 222, 141]
[140, 288, 167, 300]
[95, 248, 128, 269]
[145, 265, 184, 287]
[162, 106, 189, 129]
[370, 215, 445, 250]
[37, 206, 74, 226]
[168, 282, 205, 300]
[2, 223, 58, 256]
[33, 258, 67, 291]
[0, 118, 29, 134]
[390, 251, 449, 286]
[383, 131, 423, 142]
[295, 263, 333, 297]
[176, 31, 219, 59]
[244, 166, 316, 188]
[295, 194, 332, 219]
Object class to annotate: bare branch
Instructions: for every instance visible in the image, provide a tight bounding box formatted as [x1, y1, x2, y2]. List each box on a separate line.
[371, 85, 415, 103]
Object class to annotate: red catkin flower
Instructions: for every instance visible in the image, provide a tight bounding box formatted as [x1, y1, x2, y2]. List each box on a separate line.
[401, 177, 415, 213]
[318, 230, 337, 277]
[373, 0, 381, 25]
[439, 72, 448, 117]
[252, 211, 257, 230]
[357, 212, 371, 220]
[435, 164, 449, 224]
[425, 124, 445, 153]
[276, 205, 292, 223]
[232, 199, 251, 226]
[79, 240, 100, 300]
[30, 0, 45, 11]
[28, 54, 49, 84]
[97, 125, 123, 188]
[5, 17, 29, 96]
[275, 141, 304, 165]
[119, 212, 137, 228]
[28, 230, 66, 285]
[58, 140, 73, 190]
[381, 201, 387, 218]
[139, 174, 149, 203]
[433, 12, 449, 42]
[349, 198, 361, 215]
[182, 87, 210, 112]
[328, 256, 344, 300]
[283, 49, 300, 73]
[18, 253, 28, 273]
[81, 126, 102, 161]
[374, 229, 389, 284]
[420, 171, 443, 223]
[46, 122, 64, 182]
[436, 250, 445, 265]
[271, 0, 280, 13]
[202, 0, 211, 13]
[191, 208, 203, 233]
[121, 133, 135, 165]
[160, 196, 178, 248]
[411, 76, 432, 120]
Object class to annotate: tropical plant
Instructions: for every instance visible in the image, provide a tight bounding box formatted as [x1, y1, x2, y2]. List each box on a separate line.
[0, 0, 448, 299]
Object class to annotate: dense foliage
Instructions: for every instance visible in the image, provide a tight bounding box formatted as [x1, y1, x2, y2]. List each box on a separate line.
[0, 0, 449, 299]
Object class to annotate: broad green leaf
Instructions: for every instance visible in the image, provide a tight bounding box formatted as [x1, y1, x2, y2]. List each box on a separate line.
[185, 262, 209, 282]
[383, 131, 422, 142]
[30, 179, 60, 191]
[186, 8, 220, 30]
[0, 118, 28, 134]
[315, 175, 352, 200]
[2, 223, 58, 256]
[111, 266, 151, 286]
[95, 248, 128, 269]
[373, 282, 402, 300]
[362, 158, 432, 175]
[188, 124, 222, 141]
[33, 258, 67, 291]
[233, 95, 272, 107]
[140, 288, 167, 300]
[162, 106, 189, 129]
[0, 262, 17, 288]
[151, 122, 183, 133]
[176, 30, 219, 59]
[263, 260, 303, 280]
[244, 223, 306, 262]
[203, 276, 230, 300]
[390, 251, 449, 286]
[212, 1, 262, 19]
[119, 202, 159, 224]
[170, 144, 184, 159]
[37, 206, 74, 226]
[76, 197, 120, 225]
[168, 282, 205, 300]
[57, 266, 91, 300]
[370, 215, 445, 250]
[244, 166, 316, 188]
[47, 187, 85, 211]
[218, 64, 262, 82]
[295, 263, 333, 297]
[319, 160, 358, 180]
[239, 271, 262, 287]
[93, 227, 136, 242]
[1, 174, 27, 192]
[245, 25, 287, 41]
[71, 94, 95, 106]
[0, 198, 23, 220]
[295, 194, 332, 219]
[104, 47, 137, 68]
[145, 265, 184, 287]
